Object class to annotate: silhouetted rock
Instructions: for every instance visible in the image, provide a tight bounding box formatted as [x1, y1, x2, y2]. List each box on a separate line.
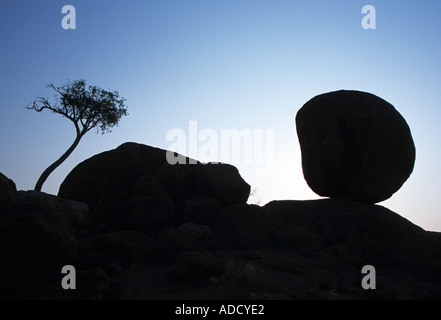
[0, 205, 78, 297]
[180, 196, 220, 224]
[80, 191, 175, 235]
[59, 143, 170, 212]
[77, 268, 121, 299]
[0, 172, 17, 214]
[156, 223, 217, 263]
[176, 223, 217, 253]
[77, 230, 156, 277]
[3, 135, 441, 299]
[167, 250, 224, 282]
[132, 175, 163, 196]
[102, 230, 157, 261]
[158, 162, 250, 206]
[59, 142, 250, 235]
[126, 193, 175, 234]
[209, 204, 271, 249]
[296, 90, 415, 203]
[265, 199, 441, 269]
[17, 190, 89, 230]
[0, 189, 90, 298]
[78, 233, 136, 269]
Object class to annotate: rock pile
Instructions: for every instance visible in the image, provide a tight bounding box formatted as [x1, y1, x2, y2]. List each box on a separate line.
[0, 174, 84, 298]
[58, 142, 252, 235]
[0, 142, 256, 298]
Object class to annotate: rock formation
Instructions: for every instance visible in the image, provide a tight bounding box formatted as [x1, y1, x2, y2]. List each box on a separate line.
[58, 142, 251, 234]
[296, 90, 416, 203]
[0, 188, 84, 297]
[0, 136, 440, 300]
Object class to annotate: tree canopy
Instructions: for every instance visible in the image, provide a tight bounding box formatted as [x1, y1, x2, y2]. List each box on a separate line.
[28, 79, 128, 135]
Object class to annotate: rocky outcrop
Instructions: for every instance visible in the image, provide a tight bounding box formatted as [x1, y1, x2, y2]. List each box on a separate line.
[265, 199, 441, 270]
[0, 131, 440, 299]
[0, 142, 253, 299]
[58, 142, 251, 234]
[296, 90, 416, 203]
[0, 187, 80, 297]
[118, 199, 441, 300]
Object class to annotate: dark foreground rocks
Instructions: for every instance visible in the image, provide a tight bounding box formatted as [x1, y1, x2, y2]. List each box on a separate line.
[0, 141, 440, 300]
[118, 199, 441, 300]
[0, 188, 82, 298]
[296, 90, 416, 203]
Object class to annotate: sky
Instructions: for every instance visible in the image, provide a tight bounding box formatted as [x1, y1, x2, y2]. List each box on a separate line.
[1, 0, 440, 231]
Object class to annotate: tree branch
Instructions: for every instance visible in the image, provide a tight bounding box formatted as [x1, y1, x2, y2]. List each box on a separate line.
[28, 97, 77, 123]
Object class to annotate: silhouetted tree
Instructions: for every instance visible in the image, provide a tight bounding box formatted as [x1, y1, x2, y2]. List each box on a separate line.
[27, 79, 128, 192]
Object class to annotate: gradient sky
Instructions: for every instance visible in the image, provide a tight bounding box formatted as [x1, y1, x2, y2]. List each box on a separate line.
[1, 0, 440, 231]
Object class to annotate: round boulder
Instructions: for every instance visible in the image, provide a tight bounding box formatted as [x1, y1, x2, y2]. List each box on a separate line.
[296, 90, 415, 203]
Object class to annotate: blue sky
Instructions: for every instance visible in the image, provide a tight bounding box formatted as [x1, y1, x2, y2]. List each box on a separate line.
[1, 0, 440, 231]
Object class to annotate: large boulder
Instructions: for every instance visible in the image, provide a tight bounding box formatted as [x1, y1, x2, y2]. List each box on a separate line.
[296, 90, 415, 203]
[265, 199, 441, 271]
[58, 143, 170, 212]
[158, 162, 251, 207]
[59, 142, 250, 234]
[17, 191, 89, 230]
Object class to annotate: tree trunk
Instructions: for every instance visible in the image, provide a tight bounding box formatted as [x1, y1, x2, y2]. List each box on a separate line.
[34, 134, 83, 192]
